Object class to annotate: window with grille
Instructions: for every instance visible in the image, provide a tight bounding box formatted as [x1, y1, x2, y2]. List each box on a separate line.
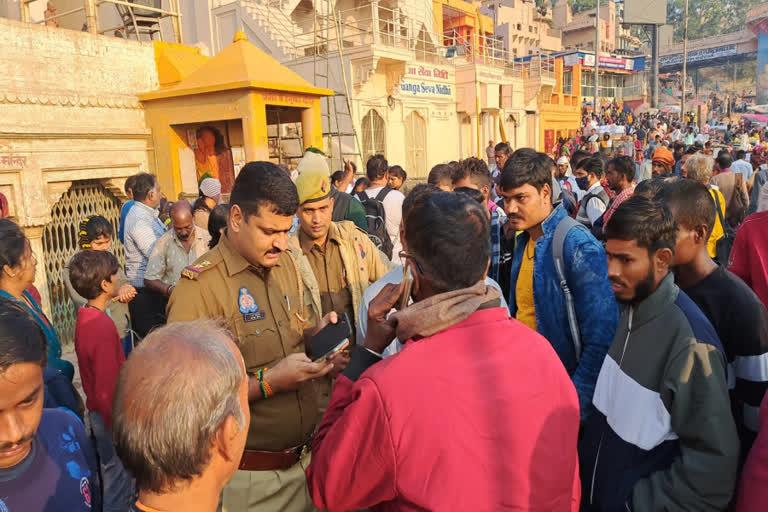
[405, 111, 427, 178]
[361, 109, 387, 164]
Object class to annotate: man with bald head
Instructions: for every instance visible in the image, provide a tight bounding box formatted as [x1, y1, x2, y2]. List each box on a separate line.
[145, 201, 211, 298]
[141, 201, 211, 333]
[112, 321, 250, 512]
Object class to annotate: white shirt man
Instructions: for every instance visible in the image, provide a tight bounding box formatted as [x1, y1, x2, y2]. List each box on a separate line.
[358, 185, 404, 261]
[574, 158, 609, 227]
[355, 158, 406, 263]
[731, 155, 754, 182]
[581, 181, 609, 226]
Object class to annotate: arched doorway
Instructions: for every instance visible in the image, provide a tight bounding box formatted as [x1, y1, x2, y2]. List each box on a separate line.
[361, 109, 387, 164]
[43, 181, 124, 344]
[404, 111, 427, 178]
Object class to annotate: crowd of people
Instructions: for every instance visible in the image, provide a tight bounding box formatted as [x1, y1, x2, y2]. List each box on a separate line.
[2, 119, 768, 511]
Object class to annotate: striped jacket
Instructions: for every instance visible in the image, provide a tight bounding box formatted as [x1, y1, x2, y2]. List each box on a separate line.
[579, 273, 739, 511]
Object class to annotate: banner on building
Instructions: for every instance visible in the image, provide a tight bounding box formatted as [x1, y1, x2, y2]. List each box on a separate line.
[659, 45, 738, 67]
[399, 81, 453, 97]
[582, 54, 635, 71]
[399, 63, 455, 99]
[563, 54, 580, 67]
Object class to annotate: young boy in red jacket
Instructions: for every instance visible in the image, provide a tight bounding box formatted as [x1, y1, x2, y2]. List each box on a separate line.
[69, 250, 126, 427]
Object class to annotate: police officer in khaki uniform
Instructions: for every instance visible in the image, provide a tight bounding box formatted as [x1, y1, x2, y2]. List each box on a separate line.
[288, 160, 392, 410]
[167, 162, 338, 512]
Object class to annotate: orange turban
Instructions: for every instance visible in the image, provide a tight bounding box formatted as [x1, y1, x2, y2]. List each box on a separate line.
[652, 147, 675, 169]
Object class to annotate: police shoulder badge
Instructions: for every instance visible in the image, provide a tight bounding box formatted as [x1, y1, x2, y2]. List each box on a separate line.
[239, 287, 265, 322]
[181, 260, 211, 281]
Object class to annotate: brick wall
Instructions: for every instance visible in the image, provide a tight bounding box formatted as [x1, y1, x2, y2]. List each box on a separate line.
[0, 17, 158, 134]
[0, 17, 161, 315]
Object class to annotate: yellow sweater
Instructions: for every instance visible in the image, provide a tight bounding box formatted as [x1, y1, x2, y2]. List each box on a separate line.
[708, 188, 726, 258]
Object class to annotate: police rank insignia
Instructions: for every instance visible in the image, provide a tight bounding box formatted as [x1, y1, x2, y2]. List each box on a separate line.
[239, 287, 265, 322]
[181, 265, 202, 280]
[181, 260, 212, 280]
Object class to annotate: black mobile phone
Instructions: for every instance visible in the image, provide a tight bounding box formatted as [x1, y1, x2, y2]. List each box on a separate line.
[311, 313, 353, 362]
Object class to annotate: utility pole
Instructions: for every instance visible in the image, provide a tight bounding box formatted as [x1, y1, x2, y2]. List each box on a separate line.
[680, 0, 688, 124]
[651, 24, 659, 108]
[594, 0, 600, 113]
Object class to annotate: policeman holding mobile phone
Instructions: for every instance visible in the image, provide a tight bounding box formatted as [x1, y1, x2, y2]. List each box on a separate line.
[167, 162, 336, 512]
[287, 155, 393, 409]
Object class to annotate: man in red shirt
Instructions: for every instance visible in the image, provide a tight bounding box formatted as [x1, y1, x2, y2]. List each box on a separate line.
[730, 211, 768, 307]
[69, 250, 126, 427]
[306, 192, 581, 511]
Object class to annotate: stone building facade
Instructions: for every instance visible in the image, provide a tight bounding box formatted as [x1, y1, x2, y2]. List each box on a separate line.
[0, 18, 157, 339]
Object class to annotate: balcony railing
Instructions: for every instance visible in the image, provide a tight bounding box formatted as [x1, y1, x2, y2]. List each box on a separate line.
[581, 84, 643, 99]
[520, 55, 556, 80]
[293, 2, 526, 69]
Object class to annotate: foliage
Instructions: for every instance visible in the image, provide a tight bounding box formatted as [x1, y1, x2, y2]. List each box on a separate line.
[567, 0, 608, 14]
[666, 0, 762, 42]
[562, 0, 761, 43]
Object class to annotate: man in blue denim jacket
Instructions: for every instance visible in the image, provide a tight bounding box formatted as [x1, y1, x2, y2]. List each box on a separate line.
[499, 150, 618, 419]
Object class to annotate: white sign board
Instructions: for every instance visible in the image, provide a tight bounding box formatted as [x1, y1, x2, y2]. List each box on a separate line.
[624, 0, 668, 25]
[399, 63, 455, 99]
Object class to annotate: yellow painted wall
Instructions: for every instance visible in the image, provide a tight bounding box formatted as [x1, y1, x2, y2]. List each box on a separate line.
[433, 1, 444, 34]
[537, 59, 581, 154]
[143, 89, 325, 199]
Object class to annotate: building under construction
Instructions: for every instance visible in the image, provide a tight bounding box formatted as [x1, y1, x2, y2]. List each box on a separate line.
[193, 0, 578, 176]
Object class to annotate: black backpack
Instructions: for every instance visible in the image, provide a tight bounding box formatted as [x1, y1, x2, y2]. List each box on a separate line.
[357, 188, 394, 259]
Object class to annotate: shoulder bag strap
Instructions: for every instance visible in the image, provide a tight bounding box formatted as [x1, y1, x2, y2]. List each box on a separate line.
[375, 187, 391, 202]
[711, 187, 727, 229]
[552, 216, 583, 362]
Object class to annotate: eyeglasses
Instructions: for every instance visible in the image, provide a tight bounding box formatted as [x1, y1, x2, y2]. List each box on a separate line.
[398, 251, 424, 275]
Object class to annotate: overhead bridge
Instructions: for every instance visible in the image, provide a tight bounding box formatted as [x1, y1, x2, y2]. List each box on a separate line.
[658, 30, 756, 73]
[658, 4, 768, 73]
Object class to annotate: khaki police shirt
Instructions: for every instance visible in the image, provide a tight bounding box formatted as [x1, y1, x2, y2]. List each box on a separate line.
[299, 229, 356, 345]
[167, 234, 318, 452]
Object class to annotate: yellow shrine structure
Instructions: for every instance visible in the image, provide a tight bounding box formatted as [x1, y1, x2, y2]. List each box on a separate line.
[140, 31, 332, 199]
